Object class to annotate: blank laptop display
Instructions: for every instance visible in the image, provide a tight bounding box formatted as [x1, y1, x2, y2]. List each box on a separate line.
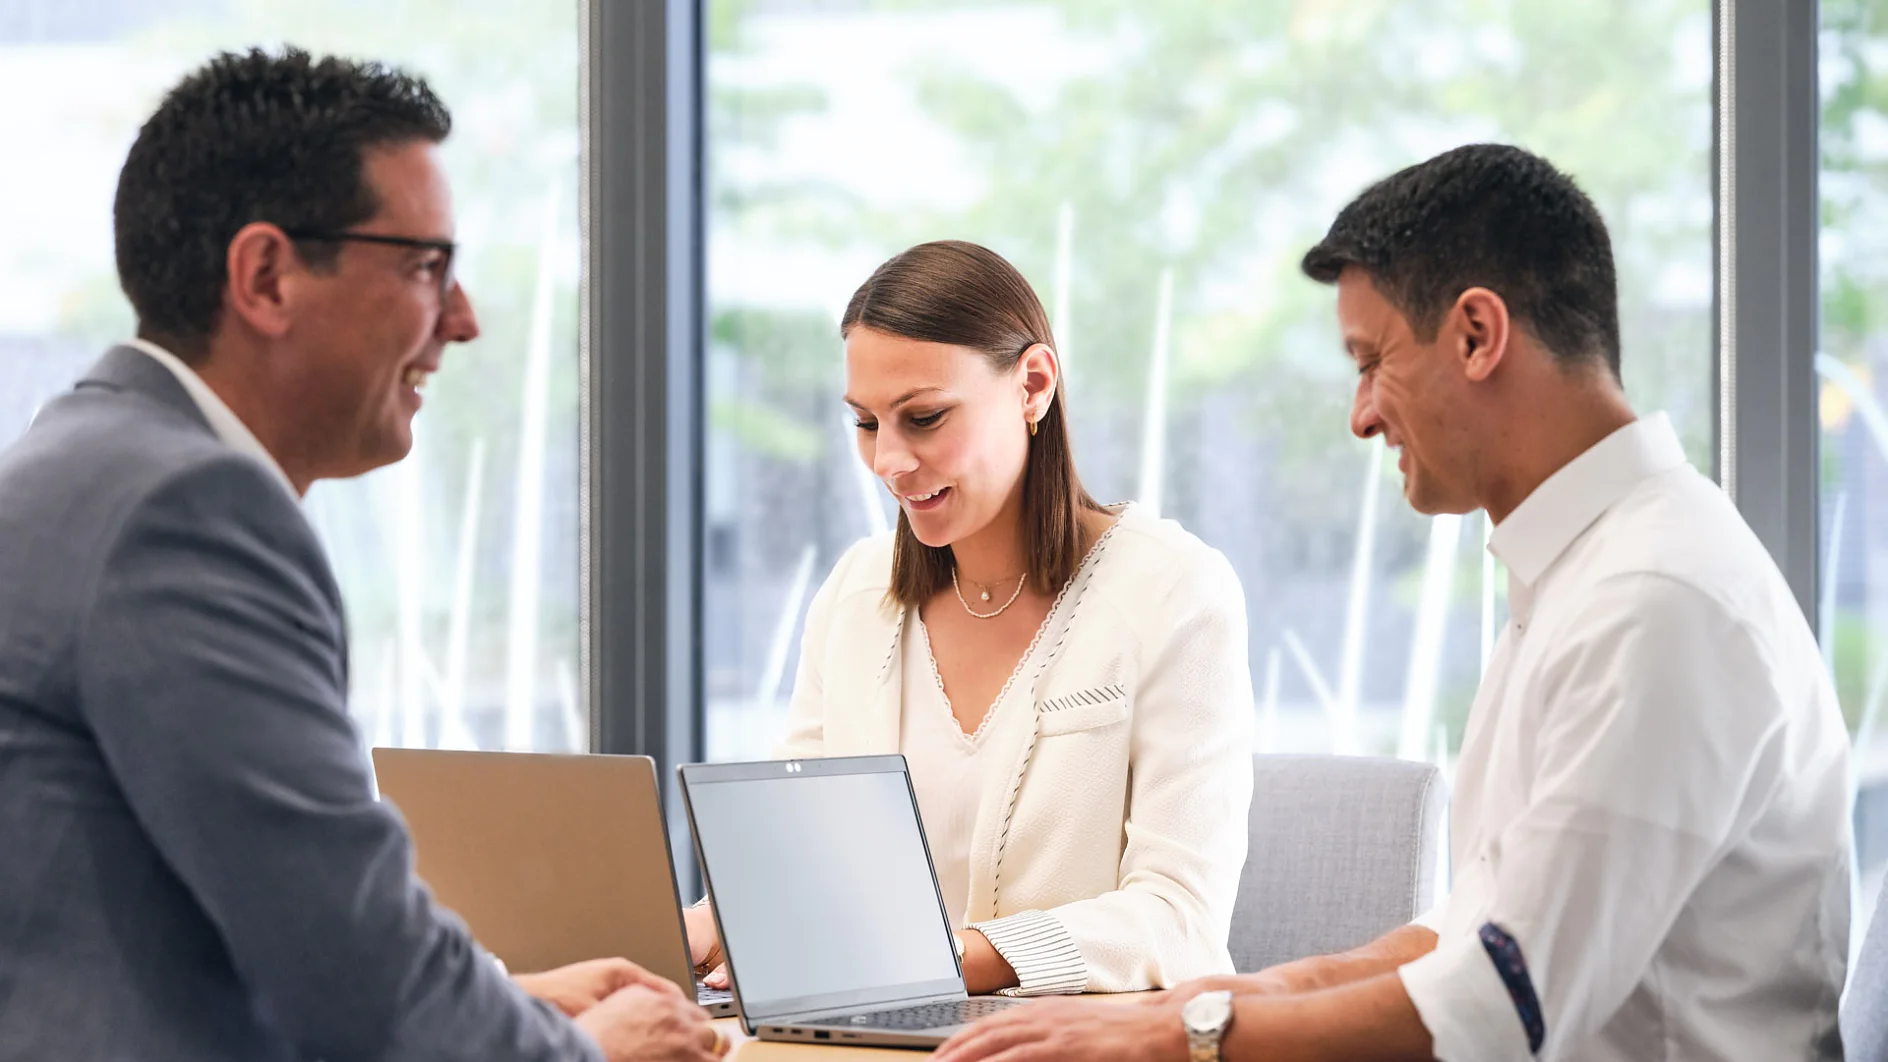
[680, 755, 1026, 1048]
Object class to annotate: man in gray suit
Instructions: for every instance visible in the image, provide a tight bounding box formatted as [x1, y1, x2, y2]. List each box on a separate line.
[0, 48, 726, 1062]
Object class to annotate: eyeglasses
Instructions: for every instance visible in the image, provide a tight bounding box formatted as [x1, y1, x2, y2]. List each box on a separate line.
[282, 228, 458, 297]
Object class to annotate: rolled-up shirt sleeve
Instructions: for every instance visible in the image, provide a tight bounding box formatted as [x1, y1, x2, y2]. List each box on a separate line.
[1399, 574, 1788, 1061]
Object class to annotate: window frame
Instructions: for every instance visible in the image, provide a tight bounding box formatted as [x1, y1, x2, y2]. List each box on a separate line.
[581, 0, 705, 879]
[587, 0, 1830, 775]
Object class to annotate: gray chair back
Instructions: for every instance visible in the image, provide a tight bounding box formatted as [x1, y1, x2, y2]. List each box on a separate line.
[1846, 886, 1888, 1060]
[1230, 754, 1448, 973]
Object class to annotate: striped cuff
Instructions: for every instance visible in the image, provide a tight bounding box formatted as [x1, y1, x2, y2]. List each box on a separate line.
[971, 909, 1087, 996]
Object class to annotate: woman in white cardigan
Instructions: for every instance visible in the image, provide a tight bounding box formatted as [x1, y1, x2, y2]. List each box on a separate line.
[687, 240, 1254, 996]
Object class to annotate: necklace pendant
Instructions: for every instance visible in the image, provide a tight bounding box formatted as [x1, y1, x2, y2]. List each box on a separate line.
[980, 589, 991, 602]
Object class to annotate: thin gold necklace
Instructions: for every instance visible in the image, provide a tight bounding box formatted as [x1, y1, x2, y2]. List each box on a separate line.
[952, 568, 1028, 619]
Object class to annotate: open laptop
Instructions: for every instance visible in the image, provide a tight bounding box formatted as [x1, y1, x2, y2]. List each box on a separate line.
[679, 754, 1030, 1048]
[370, 748, 735, 1017]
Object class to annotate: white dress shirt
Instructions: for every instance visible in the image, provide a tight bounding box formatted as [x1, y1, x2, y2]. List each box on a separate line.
[124, 338, 298, 499]
[1398, 413, 1851, 1061]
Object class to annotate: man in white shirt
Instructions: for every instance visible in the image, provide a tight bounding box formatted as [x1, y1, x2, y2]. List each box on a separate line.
[934, 143, 1852, 1061]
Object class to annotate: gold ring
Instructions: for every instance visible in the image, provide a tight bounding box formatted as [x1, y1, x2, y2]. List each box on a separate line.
[710, 1024, 730, 1056]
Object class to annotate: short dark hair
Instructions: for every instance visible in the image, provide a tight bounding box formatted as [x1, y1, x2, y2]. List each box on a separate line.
[113, 47, 451, 358]
[841, 240, 1107, 609]
[1301, 143, 1621, 378]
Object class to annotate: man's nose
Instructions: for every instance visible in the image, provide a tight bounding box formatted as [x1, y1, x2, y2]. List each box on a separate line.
[1350, 375, 1382, 440]
[438, 280, 480, 343]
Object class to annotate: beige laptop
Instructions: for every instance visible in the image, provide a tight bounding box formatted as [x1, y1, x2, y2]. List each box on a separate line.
[370, 748, 734, 1016]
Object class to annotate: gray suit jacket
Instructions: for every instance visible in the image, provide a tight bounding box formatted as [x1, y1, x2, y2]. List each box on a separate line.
[0, 346, 600, 1061]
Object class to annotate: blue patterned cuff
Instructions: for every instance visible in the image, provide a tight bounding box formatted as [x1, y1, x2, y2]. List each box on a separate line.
[1479, 922, 1544, 1053]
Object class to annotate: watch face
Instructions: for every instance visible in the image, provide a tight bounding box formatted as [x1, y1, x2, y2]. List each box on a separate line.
[1182, 990, 1234, 1034]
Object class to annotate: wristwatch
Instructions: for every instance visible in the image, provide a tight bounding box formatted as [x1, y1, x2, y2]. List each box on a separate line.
[1181, 990, 1234, 1062]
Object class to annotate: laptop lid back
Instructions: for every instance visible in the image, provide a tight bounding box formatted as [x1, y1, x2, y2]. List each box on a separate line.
[370, 748, 696, 994]
[679, 755, 964, 1024]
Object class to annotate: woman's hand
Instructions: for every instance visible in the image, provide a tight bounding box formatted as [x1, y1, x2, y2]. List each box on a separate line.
[682, 902, 728, 989]
[958, 929, 1020, 996]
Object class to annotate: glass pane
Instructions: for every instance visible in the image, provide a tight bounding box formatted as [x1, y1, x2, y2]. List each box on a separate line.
[0, 1, 582, 751]
[702, 2, 1715, 763]
[1822, 0, 1888, 939]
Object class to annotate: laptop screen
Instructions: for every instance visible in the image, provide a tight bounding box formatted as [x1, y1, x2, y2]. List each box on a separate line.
[681, 756, 964, 1019]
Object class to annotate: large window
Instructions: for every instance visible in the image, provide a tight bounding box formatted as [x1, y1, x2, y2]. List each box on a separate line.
[1824, 0, 1888, 930]
[701, 1, 1717, 764]
[0, 1, 583, 751]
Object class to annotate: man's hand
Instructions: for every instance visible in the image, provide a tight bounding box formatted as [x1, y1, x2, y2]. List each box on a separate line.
[933, 997, 1187, 1062]
[516, 958, 683, 1018]
[575, 985, 731, 1062]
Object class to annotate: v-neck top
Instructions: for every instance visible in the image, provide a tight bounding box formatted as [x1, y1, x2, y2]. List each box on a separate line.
[897, 516, 1119, 928]
[899, 612, 1046, 928]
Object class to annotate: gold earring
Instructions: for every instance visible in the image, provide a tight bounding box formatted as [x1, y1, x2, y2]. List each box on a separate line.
[1028, 418, 1038, 437]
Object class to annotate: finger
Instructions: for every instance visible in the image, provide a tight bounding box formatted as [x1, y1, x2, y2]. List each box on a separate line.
[633, 968, 688, 999]
[684, 1019, 730, 1062]
[599, 957, 644, 992]
[705, 963, 729, 989]
[957, 1046, 1055, 1062]
[934, 1018, 1049, 1062]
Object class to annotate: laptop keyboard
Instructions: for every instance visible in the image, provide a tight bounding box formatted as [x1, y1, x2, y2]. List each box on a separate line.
[827, 998, 1020, 1031]
[697, 985, 733, 1008]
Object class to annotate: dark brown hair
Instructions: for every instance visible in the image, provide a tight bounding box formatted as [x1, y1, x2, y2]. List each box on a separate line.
[841, 240, 1106, 609]
[1301, 143, 1621, 379]
[115, 47, 451, 360]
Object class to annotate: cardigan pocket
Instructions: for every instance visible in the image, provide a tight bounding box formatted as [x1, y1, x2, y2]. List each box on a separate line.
[1036, 683, 1130, 735]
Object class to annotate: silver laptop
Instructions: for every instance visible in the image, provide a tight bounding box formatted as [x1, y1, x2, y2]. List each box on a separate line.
[371, 748, 735, 1017]
[678, 755, 1029, 1048]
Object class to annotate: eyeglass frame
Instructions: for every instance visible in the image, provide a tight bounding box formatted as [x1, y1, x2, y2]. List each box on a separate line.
[280, 228, 459, 298]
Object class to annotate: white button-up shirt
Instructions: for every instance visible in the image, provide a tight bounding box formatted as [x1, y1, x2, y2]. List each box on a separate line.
[124, 337, 298, 499]
[1398, 413, 1852, 1061]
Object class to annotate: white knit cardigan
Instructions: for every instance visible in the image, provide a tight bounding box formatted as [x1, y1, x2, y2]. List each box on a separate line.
[774, 505, 1256, 994]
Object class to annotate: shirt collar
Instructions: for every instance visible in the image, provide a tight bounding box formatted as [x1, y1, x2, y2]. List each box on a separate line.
[123, 338, 300, 500]
[1487, 412, 1688, 589]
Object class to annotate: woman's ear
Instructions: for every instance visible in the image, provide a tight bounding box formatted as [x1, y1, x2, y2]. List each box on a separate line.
[1018, 342, 1059, 423]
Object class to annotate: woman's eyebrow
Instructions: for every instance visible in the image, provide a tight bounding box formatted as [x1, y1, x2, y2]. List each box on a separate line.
[842, 386, 946, 410]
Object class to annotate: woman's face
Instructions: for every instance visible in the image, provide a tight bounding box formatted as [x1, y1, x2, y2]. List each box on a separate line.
[843, 326, 1047, 549]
